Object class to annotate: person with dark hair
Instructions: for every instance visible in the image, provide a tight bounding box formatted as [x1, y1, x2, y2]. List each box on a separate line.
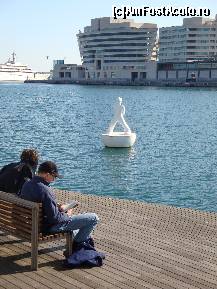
[20, 161, 99, 246]
[0, 149, 39, 194]
[20, 149, 39, 169]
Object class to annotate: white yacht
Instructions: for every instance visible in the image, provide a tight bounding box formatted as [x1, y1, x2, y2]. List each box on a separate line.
[0, 52, 34, 82]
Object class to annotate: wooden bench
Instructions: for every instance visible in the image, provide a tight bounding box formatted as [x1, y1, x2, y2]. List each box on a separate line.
[0, 190, 73, 270]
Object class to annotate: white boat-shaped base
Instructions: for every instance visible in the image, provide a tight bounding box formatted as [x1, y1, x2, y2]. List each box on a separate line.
[102, 132, 136, 148]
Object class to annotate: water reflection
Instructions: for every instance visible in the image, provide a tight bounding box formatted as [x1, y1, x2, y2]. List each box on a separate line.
[101, 146, 136, 159]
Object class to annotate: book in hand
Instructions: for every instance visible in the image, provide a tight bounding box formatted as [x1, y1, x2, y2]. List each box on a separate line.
[61, 201, 79, 212]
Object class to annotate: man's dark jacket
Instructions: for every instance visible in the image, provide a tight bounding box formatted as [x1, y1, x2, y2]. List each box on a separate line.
[20, 176, 69, 231]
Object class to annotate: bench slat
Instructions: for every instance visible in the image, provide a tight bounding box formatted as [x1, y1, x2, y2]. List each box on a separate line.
[0, 226, 31, 239]
[0, 216, 32, 231]
[0, 191, 38, 209]
[0, 218, 32, 235]
[39, 232, 68, 241]
[0, 208, 32, 220]
[0, 226, 32, 240]
[0, 201, 33, 215]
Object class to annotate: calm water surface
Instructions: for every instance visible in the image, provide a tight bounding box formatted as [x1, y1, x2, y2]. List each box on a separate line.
[1, 83, 217, 212]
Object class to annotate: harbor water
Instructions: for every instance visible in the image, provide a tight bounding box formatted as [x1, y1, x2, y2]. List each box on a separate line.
[0, 83, 217, 212]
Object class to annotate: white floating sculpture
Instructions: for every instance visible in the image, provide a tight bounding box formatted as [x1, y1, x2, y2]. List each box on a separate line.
[102, 97, 136, 147]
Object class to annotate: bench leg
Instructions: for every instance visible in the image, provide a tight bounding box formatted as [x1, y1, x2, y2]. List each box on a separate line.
[65, 233, 73, 257]
[31, 240, 38, 270]
[31, 207, 39, 270]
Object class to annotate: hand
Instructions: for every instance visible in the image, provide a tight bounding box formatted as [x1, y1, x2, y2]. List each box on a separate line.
[67, 208, 73, 216]
[57, 203, 65, 212]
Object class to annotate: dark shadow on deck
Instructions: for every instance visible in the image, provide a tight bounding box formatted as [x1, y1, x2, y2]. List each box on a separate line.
[0, 242, 66, 275]
[0, 254, 64, 274]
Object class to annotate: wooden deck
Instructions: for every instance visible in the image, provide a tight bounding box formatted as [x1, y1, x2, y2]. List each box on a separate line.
[0, 189, 217, 289]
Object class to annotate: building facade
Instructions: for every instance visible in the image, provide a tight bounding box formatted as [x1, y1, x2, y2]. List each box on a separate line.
[159, 16, 217, 63]
[77, 17, 158, 81]
[52, 60, 85, 81]
[157, 61, 217, 81]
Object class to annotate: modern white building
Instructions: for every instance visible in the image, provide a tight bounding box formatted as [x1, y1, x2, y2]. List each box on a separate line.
[77, 17, 158, 81]
[159, 16, 217, 63]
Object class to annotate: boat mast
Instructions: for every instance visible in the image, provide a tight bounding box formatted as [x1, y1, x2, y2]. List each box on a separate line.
[12, 52, 16, 63]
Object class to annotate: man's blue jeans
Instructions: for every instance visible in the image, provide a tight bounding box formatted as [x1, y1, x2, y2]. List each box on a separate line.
[46, 213, 99, 243]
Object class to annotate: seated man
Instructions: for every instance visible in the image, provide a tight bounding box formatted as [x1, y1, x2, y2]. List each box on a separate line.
[0, 149, 39, 194]
[20, 161, 99, 246]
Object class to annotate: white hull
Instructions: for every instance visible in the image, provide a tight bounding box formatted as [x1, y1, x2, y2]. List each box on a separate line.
[102, 132, 136, 147]
[0, 71, 34, 82]
[0, 53, 34, 82]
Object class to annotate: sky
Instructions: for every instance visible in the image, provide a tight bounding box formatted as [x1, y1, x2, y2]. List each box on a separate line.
[1, 0, 217, 71]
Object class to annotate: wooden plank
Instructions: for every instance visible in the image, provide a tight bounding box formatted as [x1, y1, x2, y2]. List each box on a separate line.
[0, 226, 31, 240]
[0, 277, 23, 289]
[0, 217, 32, 235]
[43, 267, 96, 289]
[0, 215, 32, 228]
[22, 271, 65, 289]
[0, 210, 32, 223]
[0, 274, 35, 289]
[34, 270, 81, 289]
[0, 191, 38, 209]
[0, 201, 33, 215]
[6, 272, 48, 289]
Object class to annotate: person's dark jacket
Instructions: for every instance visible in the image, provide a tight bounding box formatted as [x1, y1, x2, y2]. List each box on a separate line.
[0, 162, 33, 194]
[20, 176, 69, 231]
[64, 237, 105, 268]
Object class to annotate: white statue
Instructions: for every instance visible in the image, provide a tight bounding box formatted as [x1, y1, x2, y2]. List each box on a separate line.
[107, 97, 131, 134]
[102, 97, 136, 147]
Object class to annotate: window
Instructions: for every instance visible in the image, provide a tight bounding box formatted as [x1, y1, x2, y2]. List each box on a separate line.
[140, 72, 146, 79]
[96, 60, 101, 70]
[131, 72, 138, 81]
[59, 72, 64, 78]
[198, 63, 211, 68]
[111, 72, 116, 78]
[65, 72, 71, 78]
